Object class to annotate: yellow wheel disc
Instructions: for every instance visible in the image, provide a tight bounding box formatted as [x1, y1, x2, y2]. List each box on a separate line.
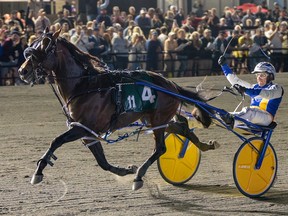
[157, 133, 201, 185]
[233, 138, 277, 198]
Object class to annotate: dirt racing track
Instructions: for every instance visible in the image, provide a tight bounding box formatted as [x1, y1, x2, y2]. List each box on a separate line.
[1, 74, 288, 216]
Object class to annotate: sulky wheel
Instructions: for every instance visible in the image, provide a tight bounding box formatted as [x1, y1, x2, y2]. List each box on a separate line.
[233, 137, 277, 198]
[157, 133, 201, 185]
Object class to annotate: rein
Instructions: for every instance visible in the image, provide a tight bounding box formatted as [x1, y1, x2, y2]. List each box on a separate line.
[48, 82, 73, 122]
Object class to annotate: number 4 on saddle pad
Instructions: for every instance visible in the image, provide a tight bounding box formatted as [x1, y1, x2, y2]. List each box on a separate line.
[122, 84, 158, 112]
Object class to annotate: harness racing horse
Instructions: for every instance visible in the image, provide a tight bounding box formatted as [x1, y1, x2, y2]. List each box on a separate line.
[18, 28, 213, 190]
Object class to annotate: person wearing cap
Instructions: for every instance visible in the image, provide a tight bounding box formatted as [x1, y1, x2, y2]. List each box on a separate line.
[135, 9, 152, 38]
[218, 55, 284, 127]
[146, 30, 162, 71]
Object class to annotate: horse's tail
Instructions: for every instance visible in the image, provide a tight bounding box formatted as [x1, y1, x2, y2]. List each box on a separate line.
[176, 86, 213, 128]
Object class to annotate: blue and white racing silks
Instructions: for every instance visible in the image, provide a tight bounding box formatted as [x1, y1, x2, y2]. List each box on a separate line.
[221, 64, 284, 117]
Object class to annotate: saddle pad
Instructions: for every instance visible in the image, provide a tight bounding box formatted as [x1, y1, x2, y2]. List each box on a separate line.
[121, 83, 158, 112]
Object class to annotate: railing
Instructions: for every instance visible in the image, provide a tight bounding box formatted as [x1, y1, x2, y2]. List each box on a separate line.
[1, 47, 288, 86]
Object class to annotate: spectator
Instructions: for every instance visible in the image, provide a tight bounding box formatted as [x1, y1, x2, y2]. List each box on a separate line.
[152, 14, 163, 29]
[27, 0, 43, 15]
[101, 32, 114, 69]
[25, 9, 36, 33]
[241, 9, 256, 27]
[200, 28, 215, 74]
[70, 25, 89, 53]
[155, 8, 165, 24]
[187, 31, 202, 76]
[128, 6, 136, 20]
[207, 8, 220, 37]
[250, 28, 269, 70]
[278, 9, 288, 23]
[211, 31, 228, 75]
[61, 32, 70, 41]
[223, 10, 234, 28]
[96, 9, 112, 27]
[185, 13, 200, 30]
[231, 9, 242, 26]
[123, 20, 136, 40]
[60, 22, 70, 36]
[62, 9, 74, 29]
[124, 14, 134, 29]
[34, 8, 51, 33]
[111, 28, 130, 69]
[280, 21, 288, 71]
[164, 11, 174, 32]
[106, 26, 116, 39]
[135, 9, 152, 39]
[226, 30, 241, 71]
[158, 26, 168, 45]
[174, 8, 185, 27]
[87, 27, 105, 57]
[265, 22, 283, 72]
[10, 10, 24, 32]
[129, 33, 146, 70]
[111, 6, 125, 27]
[272, 2, 281, 22]
[0, 30, 17, 85]
[53, 11, 71, 28]
[175, 28, 190, 77]
[254, 5, 266, 26]
[147, 8, 156, 20]
[238, 30, 253, 72]
[146, 31, 162, 71]
[62, 1, 72, 14]
[265, 9, 274, 22]
[164, 32, 177, 77]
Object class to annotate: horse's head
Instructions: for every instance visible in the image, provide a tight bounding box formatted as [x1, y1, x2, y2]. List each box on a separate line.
[18, 27, 61, 84]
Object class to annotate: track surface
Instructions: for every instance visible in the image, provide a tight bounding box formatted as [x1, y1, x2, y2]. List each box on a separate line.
[1, 75, 288, 216]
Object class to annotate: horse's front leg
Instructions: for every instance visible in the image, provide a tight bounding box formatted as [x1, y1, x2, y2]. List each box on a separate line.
[132, 129, 166, 190]
[87, 141, 137, 176]
[31, 126, 87, 185]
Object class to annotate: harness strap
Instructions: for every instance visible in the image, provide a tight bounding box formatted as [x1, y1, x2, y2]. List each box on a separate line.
[49, 82, 73, 123]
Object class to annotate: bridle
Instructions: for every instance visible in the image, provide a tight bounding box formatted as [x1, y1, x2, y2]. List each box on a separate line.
[23, 33, 57, 84]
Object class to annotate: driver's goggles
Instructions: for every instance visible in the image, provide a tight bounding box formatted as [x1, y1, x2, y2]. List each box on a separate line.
[255, 73, 268, 78]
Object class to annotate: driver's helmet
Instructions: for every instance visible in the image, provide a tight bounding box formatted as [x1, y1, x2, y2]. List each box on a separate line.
[252, 62, 276, 80]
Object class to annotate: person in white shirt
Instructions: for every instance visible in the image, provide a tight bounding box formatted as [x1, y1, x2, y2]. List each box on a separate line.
[70, 25, 91, 53]
[264, 22, 283, 72]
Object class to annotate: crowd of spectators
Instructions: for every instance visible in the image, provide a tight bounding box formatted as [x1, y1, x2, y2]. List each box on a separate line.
[1, 0, 288, 86]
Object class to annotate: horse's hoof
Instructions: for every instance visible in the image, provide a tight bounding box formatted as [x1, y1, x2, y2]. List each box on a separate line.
[132, 180, 143, 191]
[31, 174, 43, 185]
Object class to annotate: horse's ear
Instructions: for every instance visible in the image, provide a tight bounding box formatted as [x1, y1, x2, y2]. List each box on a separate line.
[52, 28, 61, 40]
[44, 26, 49, 34]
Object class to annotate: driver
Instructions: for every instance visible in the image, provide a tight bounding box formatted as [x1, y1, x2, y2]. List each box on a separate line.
[218, 55, 284, 127]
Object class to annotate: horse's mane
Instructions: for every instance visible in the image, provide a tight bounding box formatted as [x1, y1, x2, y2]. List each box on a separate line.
[57, 37, 107, 73]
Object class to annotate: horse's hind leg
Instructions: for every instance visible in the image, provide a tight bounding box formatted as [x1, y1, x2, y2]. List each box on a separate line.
[31, 126, 87, 185]
[87, 142, 137, 176]
[166, 118, 218, 151]
[132, 129, 166, 190]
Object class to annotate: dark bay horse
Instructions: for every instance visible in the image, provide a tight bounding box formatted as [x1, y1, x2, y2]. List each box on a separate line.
[18, 28, 213, 190]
